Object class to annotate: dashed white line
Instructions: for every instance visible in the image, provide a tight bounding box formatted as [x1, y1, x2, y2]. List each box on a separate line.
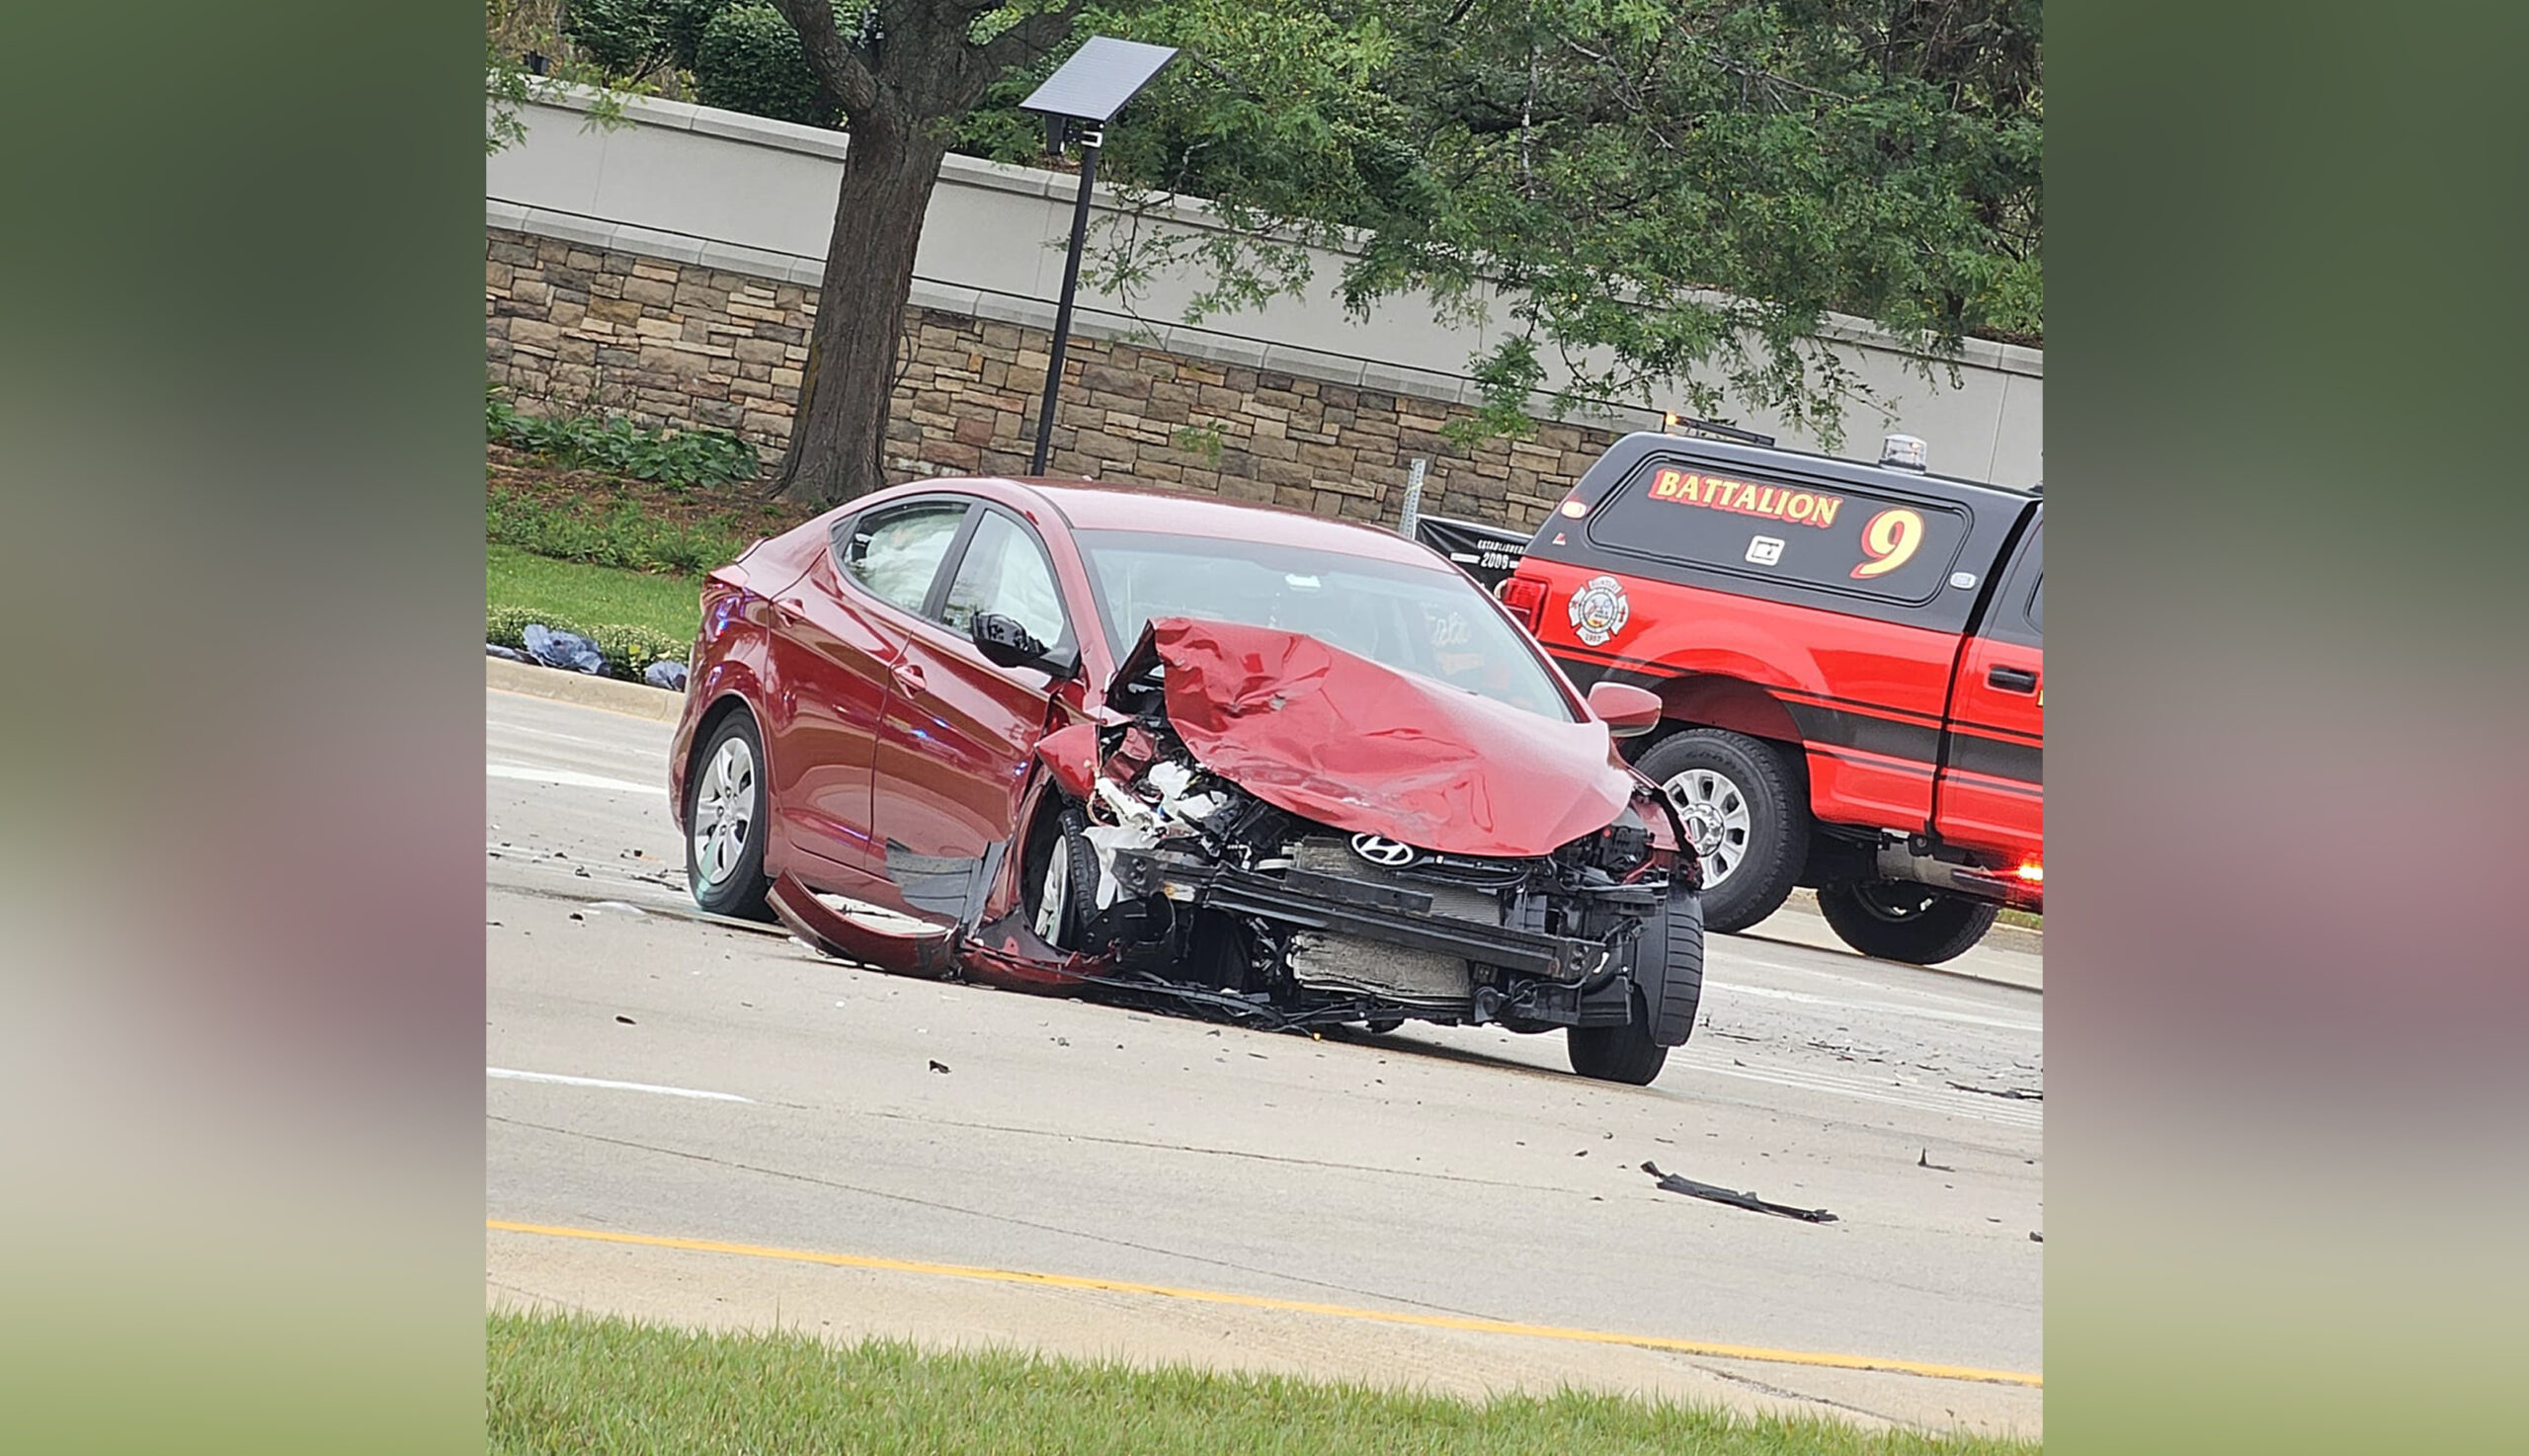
[487, 762, 666, 796]
[488, 1068, 752, 1102]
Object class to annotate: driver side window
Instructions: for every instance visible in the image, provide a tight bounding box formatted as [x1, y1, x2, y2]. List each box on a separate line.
[941, 511, 1068, 648]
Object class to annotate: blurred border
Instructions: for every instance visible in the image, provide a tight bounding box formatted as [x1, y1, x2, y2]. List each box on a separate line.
[2053, 1, 2526, 1449]
[0, 5, 484, 1452]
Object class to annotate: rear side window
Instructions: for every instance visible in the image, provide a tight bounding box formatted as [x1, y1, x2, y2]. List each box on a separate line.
[842, 501, 966, 613]
[2027, 578, 2043, 632]
[1586, 460, 1972, 605]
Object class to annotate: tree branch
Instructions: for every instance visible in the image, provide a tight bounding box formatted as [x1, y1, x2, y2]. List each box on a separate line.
[976, 4, 1083, 76]
[769, 0, 879, 118]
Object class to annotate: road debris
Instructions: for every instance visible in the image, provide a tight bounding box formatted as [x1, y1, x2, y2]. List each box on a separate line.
[1948, 1082, 2042, 1101]
[1918, 1149, 1955, 1172]
[929, 1060, 951, 1074]
[1641, 1161, 1837, 1224]
[614, 1014, 635, 1024]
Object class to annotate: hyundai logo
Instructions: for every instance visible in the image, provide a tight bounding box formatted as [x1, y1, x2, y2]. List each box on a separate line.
[1349, 834, 1419, 868]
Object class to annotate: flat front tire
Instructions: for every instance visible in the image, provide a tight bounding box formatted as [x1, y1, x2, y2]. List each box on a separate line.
[1568, 889, 1704, 1086]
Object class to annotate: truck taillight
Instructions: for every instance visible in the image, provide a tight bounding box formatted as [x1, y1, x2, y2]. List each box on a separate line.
[2015, 860, 2043, 884]
[1497, 575, 1547, 631]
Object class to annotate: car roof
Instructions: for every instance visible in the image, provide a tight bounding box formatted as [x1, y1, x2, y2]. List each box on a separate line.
[949, 476, 1444, 567]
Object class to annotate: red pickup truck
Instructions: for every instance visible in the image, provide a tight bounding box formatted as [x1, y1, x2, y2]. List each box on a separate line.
[1498, 432, 2042, 965]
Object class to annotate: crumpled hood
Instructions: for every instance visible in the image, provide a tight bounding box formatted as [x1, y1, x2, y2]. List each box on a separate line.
[1112, 617, 1632, 859]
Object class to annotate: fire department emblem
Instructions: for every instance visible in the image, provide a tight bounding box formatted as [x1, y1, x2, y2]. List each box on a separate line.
[1567, 574, 1630, 646]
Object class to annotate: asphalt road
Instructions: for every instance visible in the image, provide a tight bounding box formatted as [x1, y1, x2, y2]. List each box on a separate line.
[485, 686, 2044, 1436]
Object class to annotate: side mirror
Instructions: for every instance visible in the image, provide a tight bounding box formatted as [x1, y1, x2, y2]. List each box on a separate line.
[1587, 680, 1663, 739]
[971, 611, 1077, 681]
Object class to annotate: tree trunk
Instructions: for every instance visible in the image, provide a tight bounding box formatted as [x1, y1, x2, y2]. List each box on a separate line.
[773, 109, 951, 507]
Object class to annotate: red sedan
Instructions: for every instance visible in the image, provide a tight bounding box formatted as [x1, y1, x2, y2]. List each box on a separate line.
[667, 476, 1706, 1084]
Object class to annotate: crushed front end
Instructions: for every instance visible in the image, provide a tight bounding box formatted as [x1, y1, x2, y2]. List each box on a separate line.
[1020, 618, 1700, 1039]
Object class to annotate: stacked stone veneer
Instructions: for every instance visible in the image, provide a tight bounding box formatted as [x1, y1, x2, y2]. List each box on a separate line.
[486, 226, 1618, 531]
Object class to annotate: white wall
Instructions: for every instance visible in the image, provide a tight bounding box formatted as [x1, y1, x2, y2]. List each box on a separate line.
[487, 85, 2042, 486]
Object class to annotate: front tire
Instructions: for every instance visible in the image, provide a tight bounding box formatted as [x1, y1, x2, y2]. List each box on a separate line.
[1817, 880, 1999, 965]
[1568, 889, 1704, 1086]
[1634, 729, 1809, 933]
[686, 709, 772, 921]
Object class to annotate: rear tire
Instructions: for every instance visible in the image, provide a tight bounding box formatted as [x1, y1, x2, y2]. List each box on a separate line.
[1817, 880, 1999, 965]
[686, 709, 773, 921]
[1634, 729, 1809, 933]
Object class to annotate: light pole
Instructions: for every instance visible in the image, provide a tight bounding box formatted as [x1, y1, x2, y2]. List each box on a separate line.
[1019, 37, 1178, 475]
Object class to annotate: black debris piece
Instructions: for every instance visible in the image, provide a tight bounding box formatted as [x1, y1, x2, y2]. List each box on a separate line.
[929, 1060, 951, 1074]
[1949, 1082, 2043, 1101]
[568, 913, 584, 922]
[614, 1014, 635, 1024]
[1918, 1149, 1955, 1172]
[2029, 1231, 2044, 1244]
[1641, 1161, 1837, 1224]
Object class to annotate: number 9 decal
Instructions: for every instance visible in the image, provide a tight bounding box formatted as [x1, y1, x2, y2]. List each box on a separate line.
[1851, 508, 1924, 579]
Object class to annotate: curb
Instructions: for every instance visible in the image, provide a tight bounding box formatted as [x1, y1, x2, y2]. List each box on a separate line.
[487, 656, 685, 723]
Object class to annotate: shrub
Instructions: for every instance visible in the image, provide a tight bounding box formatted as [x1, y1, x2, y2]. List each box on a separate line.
[487, 489, 755, 576]
[487, 386, 761, 492]
[489, 604, 689, 684]
[693, 5, 828, 126]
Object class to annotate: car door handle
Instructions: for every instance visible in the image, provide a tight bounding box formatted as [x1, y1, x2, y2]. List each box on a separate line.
[1989, 666, 2039, 693]
[891, 662, 926, 696]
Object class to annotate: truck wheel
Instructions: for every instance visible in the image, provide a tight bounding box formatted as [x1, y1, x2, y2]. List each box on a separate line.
[687, 710, 773, 921]
[1817, 880, 1999, 966]
[1635, 729, 1809, 933]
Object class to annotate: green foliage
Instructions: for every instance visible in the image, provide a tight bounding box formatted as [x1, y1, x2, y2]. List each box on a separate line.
[998, 0, 2045, 445]
[488, 488, 757, 575]
[694, 5, 829, 125]
[560, 0, 663, 75]
[488, 602, 688, 681]
[487, 390, 761, 490]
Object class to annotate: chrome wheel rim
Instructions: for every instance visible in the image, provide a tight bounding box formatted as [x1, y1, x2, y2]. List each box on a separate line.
[1033, 840, 1070, 943]
[1663, 768, 1753, 888]
[692, 736, 756, 887]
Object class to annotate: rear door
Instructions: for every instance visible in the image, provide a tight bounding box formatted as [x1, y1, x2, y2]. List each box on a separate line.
[869, 506, 1081, 921]
[766, 497, 968, 874]
[1934, 515, 2043, 863]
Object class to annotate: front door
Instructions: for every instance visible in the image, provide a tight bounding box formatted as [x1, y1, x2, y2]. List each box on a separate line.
[869, 506, 1079, 922]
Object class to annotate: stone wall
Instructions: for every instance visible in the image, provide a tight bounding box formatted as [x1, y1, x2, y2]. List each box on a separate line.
[487, 226, 1616, 533]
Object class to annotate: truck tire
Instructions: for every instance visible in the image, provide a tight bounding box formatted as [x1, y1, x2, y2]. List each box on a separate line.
[1635, 729, 1809, 933]
[1567, 889, 1703, 1085]
[1817, 880, 1999, 966]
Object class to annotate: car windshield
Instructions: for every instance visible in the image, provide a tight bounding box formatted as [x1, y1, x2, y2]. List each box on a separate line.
[1073, 529, 1577, 721]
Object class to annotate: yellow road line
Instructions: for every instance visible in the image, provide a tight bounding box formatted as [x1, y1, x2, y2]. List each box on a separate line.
[486, 1218, 2041, 1388]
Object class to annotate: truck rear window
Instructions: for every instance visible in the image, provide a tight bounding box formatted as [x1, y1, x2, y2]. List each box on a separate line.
[1584, 460, 1973, 604]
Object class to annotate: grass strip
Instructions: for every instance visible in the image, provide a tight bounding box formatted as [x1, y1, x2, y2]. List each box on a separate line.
[488, 1310, 2036, 1456]
[487, 543, 702, 649]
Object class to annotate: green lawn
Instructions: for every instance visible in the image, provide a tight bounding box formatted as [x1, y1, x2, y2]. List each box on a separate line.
[487, 1311, 2036, 1456]
[487, 543, 703, 647]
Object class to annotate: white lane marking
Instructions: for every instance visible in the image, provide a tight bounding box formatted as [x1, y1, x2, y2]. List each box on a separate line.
[487, 762, 667, 796]
[487, 1068, 752, 1102]
[1683, 1056, 2042, 1128]
[1727, 953, 2041, 1011]
[1706, 980, 2041, 1034]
